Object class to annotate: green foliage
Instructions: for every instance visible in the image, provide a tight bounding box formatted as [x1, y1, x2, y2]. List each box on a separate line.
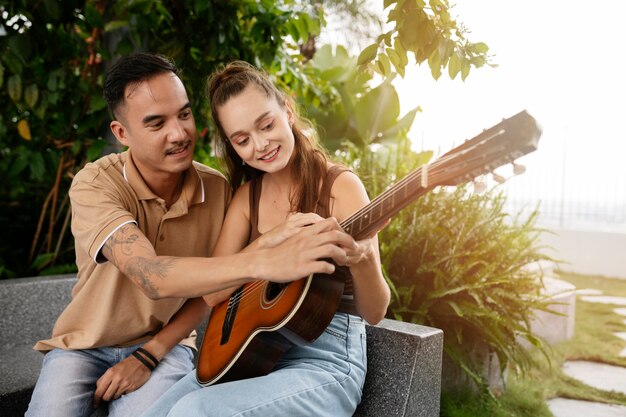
[0, 0, 324, 278]
[384, 185, 553, 380]
[359, 0, 493, 79]
[307, 44, 420, 151]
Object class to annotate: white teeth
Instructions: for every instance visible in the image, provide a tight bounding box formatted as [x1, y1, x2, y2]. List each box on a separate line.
[261, 148, 278, 160]
[168, 144, 187, 155]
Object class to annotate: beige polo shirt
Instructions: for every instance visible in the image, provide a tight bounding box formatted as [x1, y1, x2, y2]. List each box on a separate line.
[34, 150, 230, 352]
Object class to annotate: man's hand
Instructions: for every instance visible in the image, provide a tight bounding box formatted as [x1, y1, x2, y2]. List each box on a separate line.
[258, 217, 357, 282]
[93, 354, 151, 408]
[257, 212, 325, 249]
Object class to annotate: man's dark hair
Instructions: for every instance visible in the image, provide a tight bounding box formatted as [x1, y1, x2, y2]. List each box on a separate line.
[103, 52, 179, 119]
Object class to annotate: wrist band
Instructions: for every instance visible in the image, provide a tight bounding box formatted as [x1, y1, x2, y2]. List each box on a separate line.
[131, 351, 155, 371]
[136, 347, 160, 368]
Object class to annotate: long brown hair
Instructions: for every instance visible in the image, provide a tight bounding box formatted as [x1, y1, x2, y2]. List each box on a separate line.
[207, 61, 330, 212]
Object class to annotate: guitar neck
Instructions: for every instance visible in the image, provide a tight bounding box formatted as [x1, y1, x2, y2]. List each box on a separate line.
[339, 110, 542, 239]
[341, 168, 431, 240]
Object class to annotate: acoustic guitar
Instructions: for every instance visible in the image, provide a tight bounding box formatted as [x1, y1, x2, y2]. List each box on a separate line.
[196, 109, 542, 386]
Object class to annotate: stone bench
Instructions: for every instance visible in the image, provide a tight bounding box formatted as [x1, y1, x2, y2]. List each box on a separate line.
[0, 274, 443, 416]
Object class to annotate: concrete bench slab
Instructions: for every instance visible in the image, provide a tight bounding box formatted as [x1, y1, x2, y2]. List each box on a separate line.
[0, 274, 443, 417]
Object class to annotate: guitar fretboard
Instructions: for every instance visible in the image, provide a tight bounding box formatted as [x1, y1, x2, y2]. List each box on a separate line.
[342, 169, 430, 240]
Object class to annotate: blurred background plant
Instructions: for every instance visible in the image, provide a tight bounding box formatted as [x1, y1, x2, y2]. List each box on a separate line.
[0, 0, 329, 277]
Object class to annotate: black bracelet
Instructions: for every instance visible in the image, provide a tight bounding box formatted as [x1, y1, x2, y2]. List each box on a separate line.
[131, 350, 155, 371]
[136, 347, 160, 368]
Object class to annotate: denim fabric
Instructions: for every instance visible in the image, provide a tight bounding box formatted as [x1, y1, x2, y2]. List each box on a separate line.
[140, 313, 367, 417]
[25, 343, 194, 417]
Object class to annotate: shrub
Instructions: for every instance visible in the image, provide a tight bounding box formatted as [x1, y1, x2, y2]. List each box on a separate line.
[337, 138, 555, 393]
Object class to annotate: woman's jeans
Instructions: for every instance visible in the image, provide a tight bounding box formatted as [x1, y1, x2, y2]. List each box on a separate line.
[25, 343, 194, 417]
[140, 313, 367, 417]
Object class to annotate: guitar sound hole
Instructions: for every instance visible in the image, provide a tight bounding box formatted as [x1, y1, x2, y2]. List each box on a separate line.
[265, 282, 286, 301]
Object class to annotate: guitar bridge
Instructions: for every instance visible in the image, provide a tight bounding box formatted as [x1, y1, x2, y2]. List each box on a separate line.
[220, 286, 243, 345]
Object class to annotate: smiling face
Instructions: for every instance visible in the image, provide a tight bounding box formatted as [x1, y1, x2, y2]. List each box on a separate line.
[109, 72, 196, 184]
[217, 85, 294, 175]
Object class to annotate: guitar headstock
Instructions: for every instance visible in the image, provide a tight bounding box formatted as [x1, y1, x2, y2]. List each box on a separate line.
[434, 110, 542, 186]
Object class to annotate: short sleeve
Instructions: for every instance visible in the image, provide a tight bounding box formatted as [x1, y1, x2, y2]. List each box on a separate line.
[69, 165, 138, 263]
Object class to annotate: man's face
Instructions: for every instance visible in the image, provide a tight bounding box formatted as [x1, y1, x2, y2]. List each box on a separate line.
[110, 72, 196, 182]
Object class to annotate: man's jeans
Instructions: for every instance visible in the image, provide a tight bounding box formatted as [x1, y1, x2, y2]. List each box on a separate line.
[25, 343, 194, 417]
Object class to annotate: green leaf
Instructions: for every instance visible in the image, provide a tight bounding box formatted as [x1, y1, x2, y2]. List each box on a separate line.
[375, 107, 419, 144]
[31, 253, 55, 271]
[353, 82, 401, 143]
[34, 96, 48, 119]
[88, 95, 107, 113]
[447, 301, 464, 317]
[428, 49, 442, 80]
[8, 35, 33, 62]
[24, 84, 39, 109]
[394, 38, 409, 66]
[461, 58, 471, 80]
[2, 49, 24, 74]
[448, 52, 461, 79]
[379, 53, 392, 76]
[86, 139, 107, 162]
[30, 152, 45, 180]
[116, 39, 134, 55]
[7, 74, 22, 102]
[0, 62, 4, 88]
[84, 3, 104, 27]
[104, 20, 129, 32]
[386, 47, 401, 70]
[470, 42, 489, 54]
[10, 151, 29, 177]
[357, 43, 379, 66]
[46, 71, 58, 91]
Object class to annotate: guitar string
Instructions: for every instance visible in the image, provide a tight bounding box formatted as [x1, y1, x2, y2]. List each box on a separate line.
[340, 147, 471, 231]
[340, 131, 511, 233]
[203, 281, 268, 347]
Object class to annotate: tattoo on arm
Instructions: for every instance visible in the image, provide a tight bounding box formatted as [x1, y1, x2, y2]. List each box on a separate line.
[102, 223, 176, 299]
[126, 256, 176, 299]
[102, 223, 141, 265]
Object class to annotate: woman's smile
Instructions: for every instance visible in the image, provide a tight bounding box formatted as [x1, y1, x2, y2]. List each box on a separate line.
[258, 146, 281, 162]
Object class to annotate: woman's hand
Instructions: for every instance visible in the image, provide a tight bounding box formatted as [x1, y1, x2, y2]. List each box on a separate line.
[257, 212, 325, 249]
[341, 237, 377, 268]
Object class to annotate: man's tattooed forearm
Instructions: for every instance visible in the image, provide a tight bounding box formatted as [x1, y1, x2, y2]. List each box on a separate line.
[102, 223, 176, 298]
[126, 256, 177, 299]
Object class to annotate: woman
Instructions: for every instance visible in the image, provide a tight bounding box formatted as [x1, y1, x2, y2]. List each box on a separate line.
[140, 61, 390, 417]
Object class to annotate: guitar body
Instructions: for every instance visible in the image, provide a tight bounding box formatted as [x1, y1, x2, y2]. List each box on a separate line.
[196, 271, 345, 386]
[196, 110, 542, 387]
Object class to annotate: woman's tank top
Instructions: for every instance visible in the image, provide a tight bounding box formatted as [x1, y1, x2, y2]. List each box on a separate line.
[247, 166, 357, 311]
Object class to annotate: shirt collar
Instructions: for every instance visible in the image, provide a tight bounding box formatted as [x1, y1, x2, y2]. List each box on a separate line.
[122, 150, 205, 206]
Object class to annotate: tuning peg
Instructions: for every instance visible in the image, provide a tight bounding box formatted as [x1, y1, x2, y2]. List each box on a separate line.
[473, 180, 487, 194]
[512, 163, 526, 175]
[492, 173, 506, 184]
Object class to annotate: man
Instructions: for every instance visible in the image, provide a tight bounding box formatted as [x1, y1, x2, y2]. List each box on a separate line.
[26, 52, 356, 417]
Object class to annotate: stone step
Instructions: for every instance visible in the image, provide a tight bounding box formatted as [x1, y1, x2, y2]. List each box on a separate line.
[521, 276, 576, 347]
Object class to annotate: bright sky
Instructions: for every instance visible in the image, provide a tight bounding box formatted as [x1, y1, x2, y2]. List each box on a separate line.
[392, 1, 626, 208]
